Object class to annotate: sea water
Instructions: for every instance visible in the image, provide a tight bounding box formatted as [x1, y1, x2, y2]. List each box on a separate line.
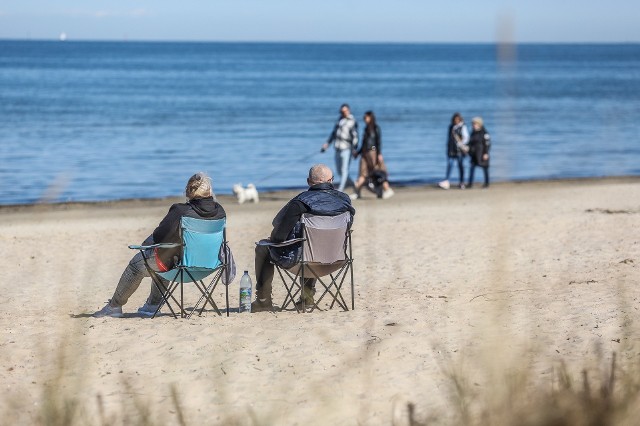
[1, 41, 639, 204]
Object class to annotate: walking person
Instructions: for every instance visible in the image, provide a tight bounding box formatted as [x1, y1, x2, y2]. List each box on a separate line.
[467, 117, 491, 188]
[352, 111, 394, 199]
[439, 112, 469, 190]
[321, 104, 358, 192]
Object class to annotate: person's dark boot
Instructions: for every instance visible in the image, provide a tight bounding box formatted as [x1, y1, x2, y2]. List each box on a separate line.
[251, 294, 274, 313]
[294, 286, 316, 311]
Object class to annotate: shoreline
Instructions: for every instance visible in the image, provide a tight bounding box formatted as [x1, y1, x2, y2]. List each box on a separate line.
[1, 175, 638, 213]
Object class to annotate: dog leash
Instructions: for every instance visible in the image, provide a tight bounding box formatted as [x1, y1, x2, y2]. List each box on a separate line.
[254, 150, 320, 185]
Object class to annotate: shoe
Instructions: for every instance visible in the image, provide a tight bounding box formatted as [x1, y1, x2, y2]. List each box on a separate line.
[382, 188, 395, 199]
[294, 286, 315, 310]
[93, 302, 123, 318]
[251, 298, 274, 313]
[482, 183, 490, 188]
[349, 192, 360, 200]
[137, 301, 161, 317]
[438, 180, 450, 190]
[459, 183, 466, 189]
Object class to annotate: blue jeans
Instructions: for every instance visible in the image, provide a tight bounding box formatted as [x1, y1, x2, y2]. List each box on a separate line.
[334, 148, 354, 192]
[445, 155, 464, 184]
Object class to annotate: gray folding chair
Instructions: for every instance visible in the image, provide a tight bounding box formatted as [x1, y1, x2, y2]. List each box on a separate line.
[266, 212, 354, 313]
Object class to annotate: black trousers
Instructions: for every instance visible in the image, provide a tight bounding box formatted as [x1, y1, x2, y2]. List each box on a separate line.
[468, 164, 489, 187]
[255, 244, 315, 300]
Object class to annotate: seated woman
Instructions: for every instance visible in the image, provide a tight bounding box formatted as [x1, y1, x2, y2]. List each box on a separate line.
[94, 172, 226, 318]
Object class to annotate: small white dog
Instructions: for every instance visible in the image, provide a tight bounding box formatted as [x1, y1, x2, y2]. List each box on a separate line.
[232, 183, 259, 204]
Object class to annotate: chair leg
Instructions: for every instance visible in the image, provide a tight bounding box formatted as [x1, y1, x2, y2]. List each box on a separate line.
[276, 266, 303, 312]
[148, 270, 180, 319]
[311, 264, 350, 312]
[225, 280, 229, 317]
[187, 268, 222, 318]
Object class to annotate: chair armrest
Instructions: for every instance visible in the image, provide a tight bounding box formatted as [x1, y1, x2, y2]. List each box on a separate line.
[255, 238, 305, 248]
[128, 243, 182, 250]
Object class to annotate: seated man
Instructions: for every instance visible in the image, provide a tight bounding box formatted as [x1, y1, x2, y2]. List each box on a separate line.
[94, 172, 227, 318]
[252, 164, 355, 312]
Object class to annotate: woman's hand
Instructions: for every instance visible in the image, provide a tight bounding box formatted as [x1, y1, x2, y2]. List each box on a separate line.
[482, 153, 489, 161]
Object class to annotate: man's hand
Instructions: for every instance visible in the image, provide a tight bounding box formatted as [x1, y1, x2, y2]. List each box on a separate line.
[320, 143, 329, 153]
[483, 154, 489, 161]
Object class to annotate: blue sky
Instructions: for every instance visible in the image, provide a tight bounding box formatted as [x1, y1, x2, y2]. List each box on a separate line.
[1, 0, 638, 43]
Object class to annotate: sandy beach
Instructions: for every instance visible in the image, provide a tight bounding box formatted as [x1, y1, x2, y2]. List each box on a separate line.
[1, 177, 639, 425]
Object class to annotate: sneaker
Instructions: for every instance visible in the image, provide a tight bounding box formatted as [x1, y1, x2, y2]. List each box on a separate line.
[459, 183, 466, 190]
[251, 298, 274, 313]
[137, 301, 161, 317]
[382, 188, 395, 199]
[349, 192, 360, 200]
[93, 302, 124, 318]
[294, 286, 316, 310]
[438, 180, 450, 190]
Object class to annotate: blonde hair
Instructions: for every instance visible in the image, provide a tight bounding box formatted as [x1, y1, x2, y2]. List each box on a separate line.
[185, 172, 213, 200]
[472, 116, 484, 127]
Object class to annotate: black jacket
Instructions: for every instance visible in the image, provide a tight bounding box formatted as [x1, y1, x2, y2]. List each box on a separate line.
[358, 124, 382, 155]
[152, 196, 226, 269]
[447, 123, 465, 157]
[268, 183, 355, 267]
[468, 127, 491, 167]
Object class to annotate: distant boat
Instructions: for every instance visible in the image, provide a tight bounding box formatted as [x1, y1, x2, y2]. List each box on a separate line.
[59, 33, 67, 41]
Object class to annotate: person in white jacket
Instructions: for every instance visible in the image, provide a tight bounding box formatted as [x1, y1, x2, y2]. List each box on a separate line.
[321, 104, 359, 192]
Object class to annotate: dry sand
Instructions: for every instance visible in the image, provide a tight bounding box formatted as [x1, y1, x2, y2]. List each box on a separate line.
[1, 178, 639, 424]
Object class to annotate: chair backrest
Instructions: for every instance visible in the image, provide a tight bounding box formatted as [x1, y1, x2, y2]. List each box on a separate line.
[181, 217, 225, 269]
[301, 212, 351, 264]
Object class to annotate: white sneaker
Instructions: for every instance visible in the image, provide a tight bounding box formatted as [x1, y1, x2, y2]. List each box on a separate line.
[382, 188, 395, 199]
[349, 193, 359, 200]
[438, 180, 450, 190]
[137, 302, 161, 317]
[93, 302, 124, 318]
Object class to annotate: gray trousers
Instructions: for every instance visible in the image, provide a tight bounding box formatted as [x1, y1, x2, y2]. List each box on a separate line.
[111, 235, 167, 307]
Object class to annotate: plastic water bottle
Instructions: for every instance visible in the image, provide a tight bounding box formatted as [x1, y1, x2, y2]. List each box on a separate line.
[239, 271, 252, 313]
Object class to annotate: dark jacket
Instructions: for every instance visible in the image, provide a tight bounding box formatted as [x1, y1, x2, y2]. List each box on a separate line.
[447, 122, 468, 157]
[468, 127, 491, 167]
[269, 183, 355, 267]
[358, 124, 382, 155]
[152, 196, 226, 269]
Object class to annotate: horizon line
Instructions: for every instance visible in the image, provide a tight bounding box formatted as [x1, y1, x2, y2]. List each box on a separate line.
[2, 37, 640, 45]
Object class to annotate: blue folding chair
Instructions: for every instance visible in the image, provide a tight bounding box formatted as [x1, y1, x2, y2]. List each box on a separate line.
[129, 217, 230, 318]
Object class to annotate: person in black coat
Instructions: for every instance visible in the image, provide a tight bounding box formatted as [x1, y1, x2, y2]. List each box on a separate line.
[94, 173, 227, 318]
[352, 111, 394, 199]
[467, 117, 491, 188]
